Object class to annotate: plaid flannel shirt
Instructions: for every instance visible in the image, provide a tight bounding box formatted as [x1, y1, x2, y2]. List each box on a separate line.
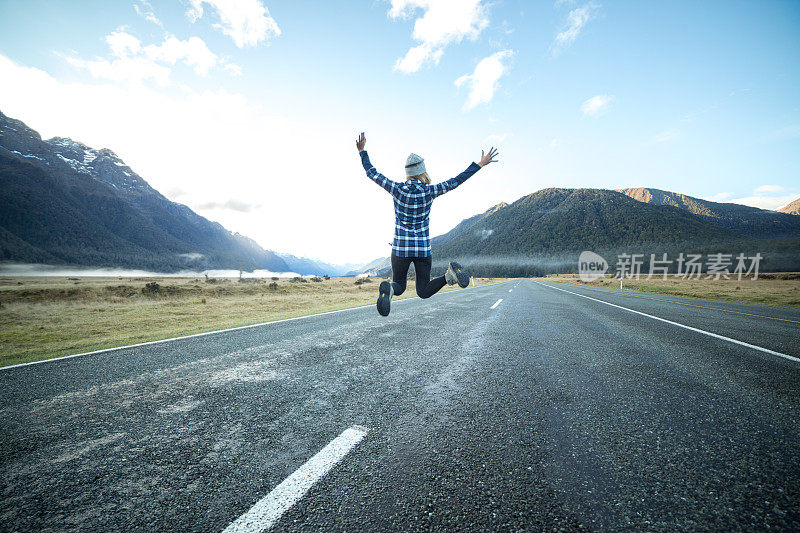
[360, 150, 481, 257]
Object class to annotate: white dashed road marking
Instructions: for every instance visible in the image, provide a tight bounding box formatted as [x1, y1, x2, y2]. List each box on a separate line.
[222, 426, 369, 533]
[535, 281, 800, 364]
[491, 299, 503, 309]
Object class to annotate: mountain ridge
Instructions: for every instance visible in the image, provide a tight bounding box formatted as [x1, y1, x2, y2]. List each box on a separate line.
[0, 109, 289, 273]
[617, 187, 800, 239]
[277, 253, 361, 277]
[429, 187, 800, 276]
[778, 197, 800, 215]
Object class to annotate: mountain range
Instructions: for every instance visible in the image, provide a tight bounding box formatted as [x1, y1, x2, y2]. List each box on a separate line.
[2, 109, 798, 278]
[0, 109, 297, 273]
[277, 253, 362, 277]
[426, 187, 800, 277]
[345, 256, 392, 277]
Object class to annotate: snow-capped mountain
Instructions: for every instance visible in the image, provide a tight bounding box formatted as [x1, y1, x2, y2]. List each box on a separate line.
[276, 253, 362, 277]
[1, 113, 156, 196]
[0, 109, 289, 273]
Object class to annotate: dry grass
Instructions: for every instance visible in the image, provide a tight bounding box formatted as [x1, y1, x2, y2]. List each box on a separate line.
[536, 273, 800, 308]
[0, 275, 505, 367]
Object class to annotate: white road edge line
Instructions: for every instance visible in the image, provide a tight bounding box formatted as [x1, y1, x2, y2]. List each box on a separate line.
[2, 280, 514, 371]
[534, 281, 800, 364]
[222, 425, 369, 533]
[491, 299, 503, 309]
[2, 303, 376, 371]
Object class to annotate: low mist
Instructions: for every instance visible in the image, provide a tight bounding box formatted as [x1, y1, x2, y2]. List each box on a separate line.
[0, 263, 303, 278]
[437, 254, 580, 270]
[431, 254, 581, 277]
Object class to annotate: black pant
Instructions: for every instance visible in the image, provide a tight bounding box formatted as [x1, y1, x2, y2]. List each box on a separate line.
[390, 254, 447, 299]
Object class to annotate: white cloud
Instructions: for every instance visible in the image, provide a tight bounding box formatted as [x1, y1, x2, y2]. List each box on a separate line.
[64, 30, 233, 85]
[728, 193, 800, 211]
[483, 133, 508, 144]
[0, 53, 417, 265]
[63, 52, 173, 87]
[754, 184, 784, 194]
[581, 94, 613, 117]
[553, 3, 599, 52]
[223, 63, 243, 76]
[394, 43, 444, 73]
[641, 128, 678, 146]
[187, 0, 281, 48]
[724, 185, 798, 210]
[134, 0, 162, 27]
[549, 138, 561, 148]
[708, 192, 732, 201]
[454, 50, 514, 110]
[107, 30, 142, 57]
[198, 199, 262, 212]
[143, 35, 219, 75]
[389, 0, 490, 73]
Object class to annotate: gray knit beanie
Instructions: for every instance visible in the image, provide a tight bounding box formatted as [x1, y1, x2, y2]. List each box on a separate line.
[405, 153, 426, 177]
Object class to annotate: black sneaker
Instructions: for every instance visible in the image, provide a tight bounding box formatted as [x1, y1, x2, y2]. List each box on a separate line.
[446, 261, 470, 288]
[377, 281, 393, 316]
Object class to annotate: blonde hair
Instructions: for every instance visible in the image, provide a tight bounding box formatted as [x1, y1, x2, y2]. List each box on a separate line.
[406, 172, 431, 185]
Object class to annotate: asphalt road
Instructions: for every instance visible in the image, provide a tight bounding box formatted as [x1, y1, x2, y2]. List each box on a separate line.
[1, 279, 799, 531]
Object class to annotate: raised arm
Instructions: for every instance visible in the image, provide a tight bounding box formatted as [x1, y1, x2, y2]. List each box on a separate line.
[356, 132, 397, 196]
[431, 146, 499, 198]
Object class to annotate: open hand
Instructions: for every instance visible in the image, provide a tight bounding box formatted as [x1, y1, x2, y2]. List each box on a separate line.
[478, 147, 499, 167]
[356, 132, 366, 152]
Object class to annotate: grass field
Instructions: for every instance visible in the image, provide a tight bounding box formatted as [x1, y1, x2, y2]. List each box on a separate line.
[537, 273, 800, 308]
[0, 275, 505, 367]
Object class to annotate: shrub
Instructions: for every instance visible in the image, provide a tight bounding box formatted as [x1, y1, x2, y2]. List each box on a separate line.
[311, 277, 322, 282]
[268, 282, 278, 290]
[142, 281, 160, 294]
[272, 277, 279, 281]
[354, 277, 372, 285]
[323, 275, 330, 280]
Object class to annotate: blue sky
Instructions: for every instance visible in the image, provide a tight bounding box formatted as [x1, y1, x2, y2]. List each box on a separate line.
[1, 0, 798, 265]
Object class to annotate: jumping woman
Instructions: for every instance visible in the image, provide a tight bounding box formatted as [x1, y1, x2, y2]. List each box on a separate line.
[356, 132, 499, 316]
